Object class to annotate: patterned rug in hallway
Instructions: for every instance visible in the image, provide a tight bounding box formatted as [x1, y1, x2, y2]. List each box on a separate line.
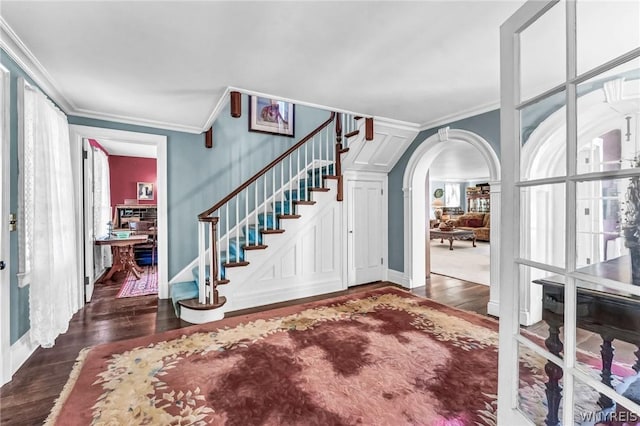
[46, 287, 617, 425]
[116, 266, 158, 298]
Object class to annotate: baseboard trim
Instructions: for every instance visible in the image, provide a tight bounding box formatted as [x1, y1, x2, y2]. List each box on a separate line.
[487, 300, 500, 318]
[10, 331, 37, 377]
[387, 269, 409, 288]
[226, 279, 344, 313]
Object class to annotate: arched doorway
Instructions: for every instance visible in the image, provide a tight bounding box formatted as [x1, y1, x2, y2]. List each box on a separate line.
[402, 127, 501, 316]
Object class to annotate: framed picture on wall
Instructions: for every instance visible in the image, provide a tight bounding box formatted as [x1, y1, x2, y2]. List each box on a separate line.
[248, 96, 295, 137]
[137, 182, 154, 201]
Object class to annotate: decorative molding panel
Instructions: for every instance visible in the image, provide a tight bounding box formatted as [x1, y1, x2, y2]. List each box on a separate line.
[218, 182, 345, 313]
[342, 118, 419, 173]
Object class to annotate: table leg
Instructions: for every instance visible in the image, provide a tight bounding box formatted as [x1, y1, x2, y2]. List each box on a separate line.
[102, 246, 125, 281]
[440, 238, 444, 243]
[448, 237, 454, 250]
[633, 345, 640, 373]
[472, 236, 476, 247]
[597, 336, 615, 409]
[544, 319, 563, 426]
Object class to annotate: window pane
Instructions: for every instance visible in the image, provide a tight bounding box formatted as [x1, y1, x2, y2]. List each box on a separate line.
[575, 176, 640, 282]
[573, 376, 640, 425]
[520, 90, 567, 181]
[444, 183, 460, 207]
[517, 342, 564, 425]
[520, 264, 565, 355]
[520, 2, 565, 101]
[576, 57, 640, 175]
[520, 184, 566, 267]
[577, 0, 640, 76]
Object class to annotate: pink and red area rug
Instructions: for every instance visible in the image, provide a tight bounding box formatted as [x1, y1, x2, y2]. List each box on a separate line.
[46, 287, 615, 425]
[116, 266, 158, 298]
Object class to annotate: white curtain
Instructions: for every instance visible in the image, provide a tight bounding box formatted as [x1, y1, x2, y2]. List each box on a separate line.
[92, 147, 112, 275]
[24, 86, 79, 348]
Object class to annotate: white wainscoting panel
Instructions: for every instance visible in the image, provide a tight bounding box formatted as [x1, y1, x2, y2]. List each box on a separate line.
[220, 183, 345, 313]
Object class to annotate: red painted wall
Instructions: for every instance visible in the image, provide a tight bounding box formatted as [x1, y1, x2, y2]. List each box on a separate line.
[109, 156, 157, 207]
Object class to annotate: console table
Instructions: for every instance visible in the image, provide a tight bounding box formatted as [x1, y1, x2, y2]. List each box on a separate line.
[533, 255, 640, 426]
[429, 229, 476, 250]
[96, 234, 149, 280]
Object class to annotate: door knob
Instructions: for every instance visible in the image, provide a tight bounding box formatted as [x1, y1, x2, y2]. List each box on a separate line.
[0, 261, 5, 270]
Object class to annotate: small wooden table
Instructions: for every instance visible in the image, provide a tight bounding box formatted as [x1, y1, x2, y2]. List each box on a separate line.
[429, 229, 476, 250]
[95, 234, 149, 281]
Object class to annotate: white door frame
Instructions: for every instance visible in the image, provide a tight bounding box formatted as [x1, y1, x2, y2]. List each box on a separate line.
[0, 64, 11, 385]
[401, 128, 502, 316]
[345, 171, 388, 286]
[82, 138, 96, 302]
[69, 125, 169, 303]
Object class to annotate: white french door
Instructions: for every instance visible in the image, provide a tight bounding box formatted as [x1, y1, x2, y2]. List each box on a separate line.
[0, 64, 10, 385]
[347, 179, 384, 285]
[499, 1, 640, 424]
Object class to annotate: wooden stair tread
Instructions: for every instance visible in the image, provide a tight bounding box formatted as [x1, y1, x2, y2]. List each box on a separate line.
[242, 244, 268, 250]
[345, 130, 359, 138]
[261, 229, 285, 234]
[339, 147, 350, 154]
[309, 187, 330, 192]
[178, 296, 227, 310]
[278, 214, 301, 219]
[323, 175, 340, 180]
[217, 279, 230, 285]
[294, 200, 316, 205]
[223, 261, 250, 267]
[354, 116, 363, 120]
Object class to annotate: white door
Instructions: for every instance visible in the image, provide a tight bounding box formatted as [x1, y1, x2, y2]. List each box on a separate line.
[83, 138, 95, 302]
[347, 180, 383, 285]
[499, 1, 640, 424]
[0, 65, 10, 385]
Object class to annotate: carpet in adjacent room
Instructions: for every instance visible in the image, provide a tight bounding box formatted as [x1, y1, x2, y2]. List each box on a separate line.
[429, 239, 490, 286]
[116, 266, 158, 298]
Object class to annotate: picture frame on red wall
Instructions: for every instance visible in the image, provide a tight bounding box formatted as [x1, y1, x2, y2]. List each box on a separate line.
[137, 182, 154, 201]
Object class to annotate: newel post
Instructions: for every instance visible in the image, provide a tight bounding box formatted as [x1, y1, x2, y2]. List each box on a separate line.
[209, 217, 221, 305]
[335, 114, 344, 201]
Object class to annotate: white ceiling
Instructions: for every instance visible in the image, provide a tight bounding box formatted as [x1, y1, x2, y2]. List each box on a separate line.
[429, 140, 490, 181]
[96, 139, 157, 159]
[0, 1, 527, 133]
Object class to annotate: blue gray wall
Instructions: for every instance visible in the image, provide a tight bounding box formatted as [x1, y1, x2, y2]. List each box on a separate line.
[2, 50, 43, 343]
[2, 46, 329, 344]
[69, 96, 329, 281]
[387, 109, 501, 272]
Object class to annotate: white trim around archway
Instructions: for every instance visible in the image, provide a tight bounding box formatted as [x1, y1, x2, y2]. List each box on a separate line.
[402, 127, 502, 317]
[69, 125, 169, 304]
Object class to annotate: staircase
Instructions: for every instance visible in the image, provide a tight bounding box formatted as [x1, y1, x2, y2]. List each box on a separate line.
[171, 111, 362, 324]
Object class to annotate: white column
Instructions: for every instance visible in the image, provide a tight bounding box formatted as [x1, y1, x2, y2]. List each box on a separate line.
[487, 181, 501, 318]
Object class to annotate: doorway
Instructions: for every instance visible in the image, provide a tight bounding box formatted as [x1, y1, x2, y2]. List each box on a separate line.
[84, 138, 159, 301]
[402, 128, 501, 316]
[69, 126, 168, 306]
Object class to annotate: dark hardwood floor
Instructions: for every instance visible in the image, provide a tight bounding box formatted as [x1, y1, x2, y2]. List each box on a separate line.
[1, 269, 634, 425]
[0, 271, 489, 425]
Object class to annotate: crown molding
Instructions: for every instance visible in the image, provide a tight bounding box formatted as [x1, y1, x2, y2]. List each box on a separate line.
[0, 16, 75, 113]
[225, 86, 421, 131]
[202, 87, 231, 131]
[70, 108, 203, 134]
[419, 101, 500, 131]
